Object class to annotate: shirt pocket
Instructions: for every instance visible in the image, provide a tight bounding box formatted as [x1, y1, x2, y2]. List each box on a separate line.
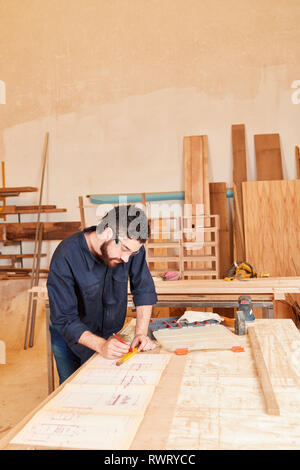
[83, 281, 102, 298]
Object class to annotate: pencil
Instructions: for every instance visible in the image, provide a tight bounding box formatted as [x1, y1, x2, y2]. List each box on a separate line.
[116, 347, 138, 366]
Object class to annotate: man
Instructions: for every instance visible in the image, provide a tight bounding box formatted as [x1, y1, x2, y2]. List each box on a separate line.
[47, 204, 157, 384]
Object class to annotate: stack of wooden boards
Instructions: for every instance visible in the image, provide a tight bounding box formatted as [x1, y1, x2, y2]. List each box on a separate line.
[231, 126, 300, 277]
[184, 127, 300, 284]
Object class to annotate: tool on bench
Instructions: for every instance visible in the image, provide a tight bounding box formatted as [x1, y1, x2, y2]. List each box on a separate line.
[224, 261, 257, 281]
[234, 295, 255, 335]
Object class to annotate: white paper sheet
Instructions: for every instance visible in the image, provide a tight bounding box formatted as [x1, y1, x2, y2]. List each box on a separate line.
[72, 367, 164, 386]
[44, 383, 155, 415]
[86, 352, 171, 370]
[11, 409, 142, 450]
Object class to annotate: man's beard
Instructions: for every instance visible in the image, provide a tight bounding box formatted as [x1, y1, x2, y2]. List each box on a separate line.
[98, 240, 123, 267]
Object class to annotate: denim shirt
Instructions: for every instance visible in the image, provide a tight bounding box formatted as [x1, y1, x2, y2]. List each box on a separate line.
[47, 226, 157, 361]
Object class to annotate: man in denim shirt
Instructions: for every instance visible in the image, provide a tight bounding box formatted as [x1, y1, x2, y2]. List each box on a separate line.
[47, 205, 157, 383]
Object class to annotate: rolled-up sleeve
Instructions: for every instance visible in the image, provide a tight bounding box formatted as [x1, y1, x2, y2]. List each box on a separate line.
[47, 256, 89, 347]
[129, 246, 157, 306]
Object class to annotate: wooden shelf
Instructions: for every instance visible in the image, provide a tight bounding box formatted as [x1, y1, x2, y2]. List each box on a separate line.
[0, 254, 46, 259]
[0, 187, 38, 196]
[0, 221, 81, 241]
[0, 205, 67, 215]
[0, 267, 49, 273]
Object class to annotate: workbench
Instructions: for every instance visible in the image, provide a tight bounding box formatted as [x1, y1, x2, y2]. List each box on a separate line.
[130, 277, 300, 319]
[1, 319, 299, 450]
[27, 277, 300, 395]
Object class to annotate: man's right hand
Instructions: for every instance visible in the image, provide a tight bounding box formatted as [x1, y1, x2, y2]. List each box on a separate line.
[99, 337, 131, 359]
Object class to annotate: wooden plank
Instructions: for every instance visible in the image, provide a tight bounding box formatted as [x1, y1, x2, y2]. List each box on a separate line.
[296, 146, 300, 179]
[232, 124, 247, 187]
[248, 321, 300, 415]
[0, 186, 38, 195]
[78, 196, 86, 230]
[254, 134, 283, 181]
[0, 222, 81, 241]
[233, 183, 245, 260]
[0, 254, 46, 259]
[248, 326, 280, 416]
[209, 182, 231, 278]
[0, 267, 48, 273]
[232, 124, 247, 260]
[0, 205, 66, 215]
[184, 136, 211, 276]
[243, 180, 300, 276]
[151, 277, 300, 295]
[0, 161, 6, 221]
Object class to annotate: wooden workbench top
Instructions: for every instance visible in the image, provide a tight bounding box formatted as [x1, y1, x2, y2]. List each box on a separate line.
[0, 319, 299, 450]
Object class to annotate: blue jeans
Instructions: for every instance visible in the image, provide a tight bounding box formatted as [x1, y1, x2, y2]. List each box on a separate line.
[49, 325, 84, 384]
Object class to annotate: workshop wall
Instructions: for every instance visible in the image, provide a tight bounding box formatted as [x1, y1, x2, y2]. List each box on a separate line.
[0, 0, 300, 260]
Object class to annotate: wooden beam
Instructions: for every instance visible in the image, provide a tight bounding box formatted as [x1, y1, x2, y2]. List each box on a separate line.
[248, 326, 280, 415]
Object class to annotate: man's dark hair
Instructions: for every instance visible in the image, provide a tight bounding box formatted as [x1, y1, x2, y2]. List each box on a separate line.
[96, 204, 150, 243]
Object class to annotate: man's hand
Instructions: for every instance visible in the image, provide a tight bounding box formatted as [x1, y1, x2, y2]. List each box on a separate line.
[99, 337, 131, 359]
[130, 334, 157, 352]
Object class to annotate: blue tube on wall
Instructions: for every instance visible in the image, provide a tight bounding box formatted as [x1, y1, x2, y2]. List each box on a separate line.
[88, 189, 233, 204]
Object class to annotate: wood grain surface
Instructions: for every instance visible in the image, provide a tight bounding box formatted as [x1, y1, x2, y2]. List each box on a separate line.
[243, 180, 300, 276]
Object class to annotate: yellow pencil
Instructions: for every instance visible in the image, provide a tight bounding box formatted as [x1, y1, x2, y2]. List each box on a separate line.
[116, 347, 138, 366]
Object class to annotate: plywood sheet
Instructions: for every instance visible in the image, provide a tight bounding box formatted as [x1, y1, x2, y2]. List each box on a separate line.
[243, 180, 300, 276]
[254, 134, 283, 181]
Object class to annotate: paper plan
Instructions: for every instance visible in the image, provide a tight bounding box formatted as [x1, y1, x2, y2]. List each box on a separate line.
[44, 383, 155, 415]
[86, 352, 171, 370]
[11, 409, 142, 450]
[8, 351, 172, 449]
[72, 367, 164, 386]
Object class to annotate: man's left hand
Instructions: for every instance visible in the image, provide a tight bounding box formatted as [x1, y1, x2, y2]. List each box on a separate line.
[131, 334, 157, 352]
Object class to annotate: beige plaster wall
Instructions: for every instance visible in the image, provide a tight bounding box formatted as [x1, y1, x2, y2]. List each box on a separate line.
[0, 0, 300, 263]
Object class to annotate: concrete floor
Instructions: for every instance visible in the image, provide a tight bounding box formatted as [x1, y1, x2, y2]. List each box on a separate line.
[0, 280, 58, 439]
